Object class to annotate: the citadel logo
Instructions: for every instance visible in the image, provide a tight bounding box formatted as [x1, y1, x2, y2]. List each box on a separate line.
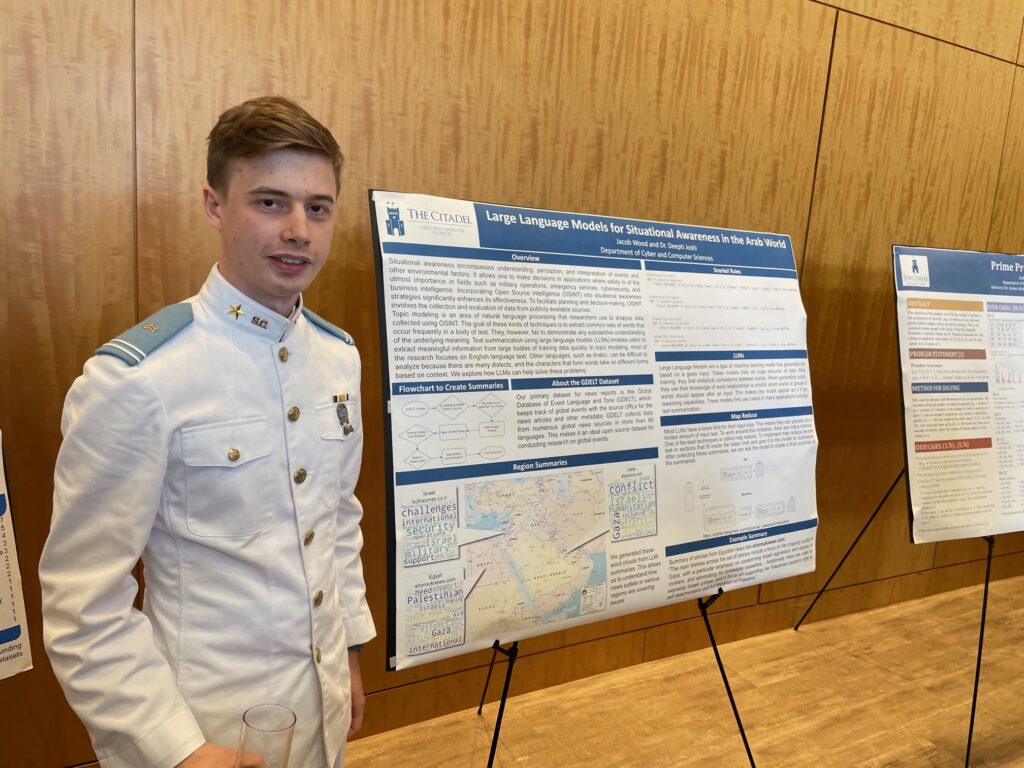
[391, 204, 473, 230]
[899, 253, 930, 288]
[385, 205, 406, 236]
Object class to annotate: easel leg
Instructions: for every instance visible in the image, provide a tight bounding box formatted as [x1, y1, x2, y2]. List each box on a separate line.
[478, 640, 501, 715]
[477, 640, 519, 768]
[487, 641, 519, 768]
[698, 589, 756, 768]
[795, 468, 906, 630]
[965, 535, 995, 768]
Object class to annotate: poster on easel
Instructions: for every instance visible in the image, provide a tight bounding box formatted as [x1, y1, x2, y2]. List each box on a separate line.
[894, 245, 1024, 544]
[372, 191, 819, 670]
[0, 430, 32, 679]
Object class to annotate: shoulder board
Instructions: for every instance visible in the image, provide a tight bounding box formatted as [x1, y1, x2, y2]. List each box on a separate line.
[302, 307, 354, 345]
[96, 303, 194, 366]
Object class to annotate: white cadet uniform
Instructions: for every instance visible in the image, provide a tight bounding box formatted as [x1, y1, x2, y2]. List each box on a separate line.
[40, 267, 376, 768]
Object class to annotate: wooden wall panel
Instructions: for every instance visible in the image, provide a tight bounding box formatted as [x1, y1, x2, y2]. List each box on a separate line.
[824, 0, 1024, 61]
[762, 14, 1015, 603]
[988, 69, 1024, 255]
[6, 1, 1024, 761]
[549, 0, 835, 267]
[0, 1, 136, 766]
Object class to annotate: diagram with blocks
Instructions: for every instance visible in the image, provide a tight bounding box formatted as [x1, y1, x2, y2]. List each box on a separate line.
[684, 458, 798, 537]
[394, 389, 511, 469]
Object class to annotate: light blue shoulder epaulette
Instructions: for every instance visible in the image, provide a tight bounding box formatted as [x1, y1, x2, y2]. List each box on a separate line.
[97, 303, 194, 366]
[302, 307, 354, 345]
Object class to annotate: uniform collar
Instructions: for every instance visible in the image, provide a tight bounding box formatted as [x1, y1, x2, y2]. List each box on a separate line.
[199, 266, 303, 342]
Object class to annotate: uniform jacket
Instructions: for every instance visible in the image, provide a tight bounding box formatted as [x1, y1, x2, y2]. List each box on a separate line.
[40, 267, 376, 767]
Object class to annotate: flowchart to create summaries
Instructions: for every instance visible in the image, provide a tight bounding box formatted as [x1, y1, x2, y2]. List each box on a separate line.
[373, 192, 819, 670]
[895, 246, 1024, 544]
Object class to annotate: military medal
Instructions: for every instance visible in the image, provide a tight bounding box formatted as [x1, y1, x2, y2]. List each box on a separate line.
[333, 395, 355, 434]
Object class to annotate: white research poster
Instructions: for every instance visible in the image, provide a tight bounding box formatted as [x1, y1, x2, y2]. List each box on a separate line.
[0, 430, 32, 679]
[895, 245, 1024, 543]
[372, 192, 818, 670]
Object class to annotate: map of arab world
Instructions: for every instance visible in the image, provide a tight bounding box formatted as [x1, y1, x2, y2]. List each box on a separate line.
[464, 470, 608, 640]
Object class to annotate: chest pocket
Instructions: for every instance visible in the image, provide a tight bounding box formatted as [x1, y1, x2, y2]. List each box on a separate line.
[180, 416, 274, 536]
[316, 401, 356, 510]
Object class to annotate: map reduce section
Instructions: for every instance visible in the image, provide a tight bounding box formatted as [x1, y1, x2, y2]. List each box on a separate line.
[374, 192, 819, 670]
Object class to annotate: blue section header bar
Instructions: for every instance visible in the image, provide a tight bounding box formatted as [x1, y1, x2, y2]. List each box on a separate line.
[393, 379, 508, 396]
[474, 203, 795, 270]
[645, 260, 798, 280]
[655, 350, 807, 362]
[382, 242, 640, 271]
[661, 406, 813, 427]
[0, 625, 21, 645]
[665, 518, 818, 557]
[395, 447, 659, 485]
[987, 302, 1024, 313]
[911, 382, 989, 394]
[512, 374, 654, 390]
[894, 246, 1024, 296]
[0, 494, 5, 518]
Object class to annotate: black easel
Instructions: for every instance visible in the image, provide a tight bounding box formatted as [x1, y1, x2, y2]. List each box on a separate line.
[794, 467, 906, 630]
[965, 535, 995, 768]
[791, 464, 999, 765]
[698, 588, 757, 768]
[477, 639, 520, 768]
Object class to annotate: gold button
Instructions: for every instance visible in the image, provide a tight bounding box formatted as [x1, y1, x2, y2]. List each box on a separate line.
[287, 406, 300, 422]
[227, 448, 240, 462]
[294, 468, 307, 484]
[279, 347, 289, 363]
[314, 647, 322, 664]
[313, 590, 324, 607]
[304, 530, 315, 547]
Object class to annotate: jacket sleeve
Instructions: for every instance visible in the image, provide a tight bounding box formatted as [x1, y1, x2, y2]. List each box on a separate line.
[334, 350, 376, 648]
[40, 356, 205, 768]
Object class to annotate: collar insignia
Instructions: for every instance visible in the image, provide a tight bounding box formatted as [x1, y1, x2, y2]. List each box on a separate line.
[228, 304, 245, 319]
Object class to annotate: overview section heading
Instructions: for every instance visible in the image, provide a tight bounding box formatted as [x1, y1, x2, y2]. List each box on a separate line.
[373, 191, 818, 670]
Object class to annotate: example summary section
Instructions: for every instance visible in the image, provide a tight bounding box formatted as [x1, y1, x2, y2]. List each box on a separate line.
[374, 192, 818, 670]
[895, 246, 1024, 543]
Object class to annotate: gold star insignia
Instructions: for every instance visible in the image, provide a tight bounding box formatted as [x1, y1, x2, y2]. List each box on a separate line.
[144, 323, 160, 333]
[228, 304, 245, 319]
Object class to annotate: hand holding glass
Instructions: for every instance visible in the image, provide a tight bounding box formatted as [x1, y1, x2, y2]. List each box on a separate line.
[234, 704, 296, 768]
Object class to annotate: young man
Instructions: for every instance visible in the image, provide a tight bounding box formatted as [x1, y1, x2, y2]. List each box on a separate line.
[40, 97, 375, 768]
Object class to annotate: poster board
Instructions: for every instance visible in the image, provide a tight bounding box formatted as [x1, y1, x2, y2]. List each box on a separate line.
[0, 430, 32, 679]
[372, 192, 818, 670]
[894, 245, 1024, 544]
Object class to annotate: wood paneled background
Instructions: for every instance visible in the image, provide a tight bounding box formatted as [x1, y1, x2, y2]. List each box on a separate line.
[3, 1, 1024, 765]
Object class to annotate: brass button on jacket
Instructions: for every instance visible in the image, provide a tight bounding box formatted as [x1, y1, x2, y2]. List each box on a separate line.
[313, 590, 324, 607]
[287, 406, 300, 422]
[314, 647, 322, 664]
[293, 468, 307, 484]
[278, 347, 289, 363]
[303, 530, 315, 547]
[227, 447, 240, 462]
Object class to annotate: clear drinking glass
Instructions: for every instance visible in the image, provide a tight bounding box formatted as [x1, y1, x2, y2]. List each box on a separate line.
[234, 703, 296, 768]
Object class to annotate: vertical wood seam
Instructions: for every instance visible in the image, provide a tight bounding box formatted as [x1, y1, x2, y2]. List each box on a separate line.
[796, 9, 839, 285]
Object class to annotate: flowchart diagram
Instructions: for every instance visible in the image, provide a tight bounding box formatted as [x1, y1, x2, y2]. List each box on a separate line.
[684, 460, 797, 534]
[395, 391, 512, 468]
